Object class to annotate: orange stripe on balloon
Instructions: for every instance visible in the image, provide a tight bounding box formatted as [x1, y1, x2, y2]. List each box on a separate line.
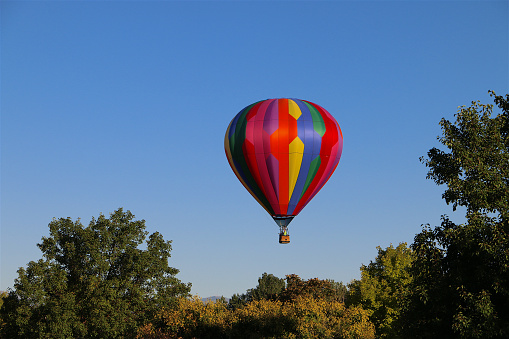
[278, 99, 289, 215]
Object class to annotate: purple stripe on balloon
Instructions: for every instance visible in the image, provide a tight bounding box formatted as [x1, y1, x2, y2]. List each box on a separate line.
[253, 100, 269, 153]
[253, 100, 280, 214]
[255, 99, 274, 120]
[263, 100, 279, 135]
[255, 151, 280, 214]
[266, 154, 279, 200]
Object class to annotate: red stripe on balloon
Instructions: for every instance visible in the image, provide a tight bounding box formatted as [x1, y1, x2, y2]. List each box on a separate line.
[243, 104, 268, 202]
[254, 100, 281, 215]
[292, 103, 340, 215]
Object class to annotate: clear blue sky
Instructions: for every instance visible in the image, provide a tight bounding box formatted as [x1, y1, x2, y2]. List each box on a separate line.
[1, 1, 508, 298]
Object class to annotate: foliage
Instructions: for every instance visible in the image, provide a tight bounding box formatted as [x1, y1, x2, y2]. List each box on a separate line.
[139, 296, 375, 339]
[0, 291, 7, 333]
[327, 280, 348, 303]
[402, 92, 509, 338]
[0, 208, 191, 339]
[422, 91, 509, 217]
[347, 243, 413, 338]
[0, 291, 7, 310]
[232, 298, 290, 338]
[227, 293, 249, 311]
[285, 296, 375, 339]
[137, 296, 233, 339]
[248, 272, 286, 302]
[279, 274, 342, 302]
[228, 273, 286, 311]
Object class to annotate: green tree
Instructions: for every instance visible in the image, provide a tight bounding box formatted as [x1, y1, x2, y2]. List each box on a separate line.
[0, 290, 7, 333]
[0, 208, 191, 339]
[228, 273, 285, 311]
[402, 92, 509, 338]
[247, 272, 286, 301]
[347, 243, 413, 338]
[227, 293, 248, 311]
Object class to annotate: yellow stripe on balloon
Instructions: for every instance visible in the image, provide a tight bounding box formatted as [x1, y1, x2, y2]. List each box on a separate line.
[224, 120, 233, 157]
[288, 99, 302, 119]
[288, 136, 304, 199]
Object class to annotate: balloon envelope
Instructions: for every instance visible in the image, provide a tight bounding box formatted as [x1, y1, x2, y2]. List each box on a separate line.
[225, 98, 343, 227]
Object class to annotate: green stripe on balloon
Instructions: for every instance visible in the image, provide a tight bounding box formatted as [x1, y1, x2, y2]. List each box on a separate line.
[304, 102, 326, 137]
[300, 156, 321, 199]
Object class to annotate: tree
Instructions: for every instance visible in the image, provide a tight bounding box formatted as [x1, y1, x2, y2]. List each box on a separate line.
[423, 91, 509, 217]
[228, 272, 285, 310]
[247, 272, 286, 301]
[0, 290, 7, 332]
[327, 280, 348, 303]
[347, 243, 413, 338]
[228, 273, 347, 311]
[227, 293, 248, 311]
[1, 208, 191, 338]
[402, 92, 509, 338]
[0, 291, 7, 309]
[279, 274, 341, 302]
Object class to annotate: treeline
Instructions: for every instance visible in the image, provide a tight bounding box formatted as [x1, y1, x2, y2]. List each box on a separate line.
[1, 91, 508, 338]
[0, 208, 377, 339]
[137, 242, 411, 338]
[138, 274, 375, 338]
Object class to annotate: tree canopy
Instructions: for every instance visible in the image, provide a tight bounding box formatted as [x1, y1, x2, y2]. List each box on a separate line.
[347, 243, 413, 338]
[228, 272, 286, 310]
[1, 208, 191, 339]
[403, 91, 509, 338]
[248, 272, 286, 301]
[422, 91, 509, 217]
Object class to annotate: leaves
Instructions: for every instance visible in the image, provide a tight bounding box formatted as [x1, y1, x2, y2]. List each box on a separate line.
[248, 272, 286, 302]
[404, 92, 509, 338]
[422, 93, 509, 218]
[140, 296, 375, 339]
[347, 243, 413, 338]
[0, 208, 191, 338]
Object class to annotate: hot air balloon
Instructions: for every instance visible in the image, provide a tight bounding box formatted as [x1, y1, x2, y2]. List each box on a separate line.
[224, 99, 343, 244]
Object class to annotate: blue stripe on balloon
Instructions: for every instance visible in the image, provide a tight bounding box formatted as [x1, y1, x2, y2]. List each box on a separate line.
[287, 100, 315, 215]
[228, 113, 240, 140]
[229, 104, 254, 141]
